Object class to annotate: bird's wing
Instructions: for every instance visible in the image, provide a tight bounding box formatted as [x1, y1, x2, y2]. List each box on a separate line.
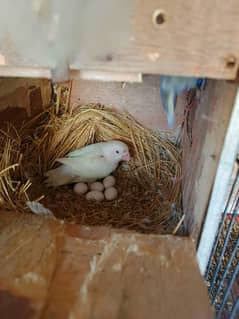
[56, 154, 117, 181]
[166, 92, 176, 129]
[56, 153, 104, 173]
[56, 152, 103, 168]
[160, 83, 173, 113]
[66, 143, 103, 158]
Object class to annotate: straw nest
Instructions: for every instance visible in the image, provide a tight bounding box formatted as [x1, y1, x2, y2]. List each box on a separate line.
[0, 100, 183, 234]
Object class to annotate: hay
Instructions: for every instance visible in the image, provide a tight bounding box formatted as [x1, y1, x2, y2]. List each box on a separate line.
[0, 102, 183, 235]
[0, 124, 31, 210]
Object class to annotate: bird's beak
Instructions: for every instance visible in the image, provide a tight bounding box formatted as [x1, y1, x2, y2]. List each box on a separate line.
[122, 152, 130, 161]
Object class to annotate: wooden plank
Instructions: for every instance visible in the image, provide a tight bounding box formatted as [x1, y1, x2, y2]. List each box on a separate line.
[0, 78, 52, 114]
[0, 67, 51, 80]
[71, 0, 239, 79]
[70, 75, 185, 131]
[0, 78, 52, 128]
[0, 290, 36, 319]
[43, 224, 213, 319]
[182, 79, 238, 240]
[0, 212, 213, 319]
[0, 211, 63, 319]
[71, 70, 143, 83]
[0, 1, 239, 80]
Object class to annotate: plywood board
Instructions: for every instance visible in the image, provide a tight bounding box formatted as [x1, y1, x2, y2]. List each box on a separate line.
[0, 211, 213, 319]
[70, 75, 186, 131]
[0, 211, 63, 319]
[0, 1, 239, 80]
[182, 80, 237, 240]
[71, 0, 239, 79]
[0, 78, 51, 115]
[0, 78, 52, 128]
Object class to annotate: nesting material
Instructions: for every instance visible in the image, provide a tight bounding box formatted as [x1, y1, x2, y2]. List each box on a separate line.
[0, 124, 31, 210]
[0, 103, 183, 234]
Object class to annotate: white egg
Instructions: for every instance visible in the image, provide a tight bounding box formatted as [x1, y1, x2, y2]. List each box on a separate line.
[73, 182, 88, 194]
[86, 190, 104, 201]
[103, 175, 116, 188]
[104, 187, 118, 201]
[90, 182, 104, 192]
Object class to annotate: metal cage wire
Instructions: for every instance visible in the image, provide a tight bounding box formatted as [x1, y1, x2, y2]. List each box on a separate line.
[205, 158, 239, 319]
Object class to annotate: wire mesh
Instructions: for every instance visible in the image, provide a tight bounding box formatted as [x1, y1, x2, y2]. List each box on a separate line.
[205, 158, 239, 319]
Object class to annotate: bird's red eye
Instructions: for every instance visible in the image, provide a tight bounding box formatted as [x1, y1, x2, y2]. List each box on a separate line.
[116, 150, 119, 154]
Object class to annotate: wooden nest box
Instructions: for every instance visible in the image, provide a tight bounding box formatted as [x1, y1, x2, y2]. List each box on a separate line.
[0, 0, 239, 318]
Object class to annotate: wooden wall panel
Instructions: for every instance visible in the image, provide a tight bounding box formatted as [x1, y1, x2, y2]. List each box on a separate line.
[182, 80, 238, 240]
[70, 75, 186, 131]
[71, 0, 239, 79]
[0, 211, 213, 319]
[0, 78, 52, 126]
[0, 78, 51, 113]
[0, 0, 239, 80]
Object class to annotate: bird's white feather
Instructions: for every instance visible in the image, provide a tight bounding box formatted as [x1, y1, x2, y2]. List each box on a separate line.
[44, 141, 129, 187]
[57, 156, 118, 180]
[66, 142, 104, 158]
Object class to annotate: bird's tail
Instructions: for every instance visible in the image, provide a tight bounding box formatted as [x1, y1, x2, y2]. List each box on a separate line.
[160, 85, 176, 129]
[166, 93, 176, 129]
[44, 166, 73, 187]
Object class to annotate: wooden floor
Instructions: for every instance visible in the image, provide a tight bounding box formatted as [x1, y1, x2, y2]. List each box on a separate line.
[0, 211, 213, 319]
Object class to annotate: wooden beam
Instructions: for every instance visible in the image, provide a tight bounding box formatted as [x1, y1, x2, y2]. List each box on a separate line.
[0, 66, 51, 79]
[1, 1, 239, 80]
[70, 70, 142, 83]
[71, 0, 239, 79]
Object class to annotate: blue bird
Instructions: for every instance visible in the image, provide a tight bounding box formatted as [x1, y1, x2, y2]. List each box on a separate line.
[160, 75, 206, 129]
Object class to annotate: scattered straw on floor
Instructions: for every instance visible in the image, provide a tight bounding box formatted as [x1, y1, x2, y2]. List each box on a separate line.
[0, 103, 183, 235]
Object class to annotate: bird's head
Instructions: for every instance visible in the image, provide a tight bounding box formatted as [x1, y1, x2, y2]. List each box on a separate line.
[102, 140, 130, 163]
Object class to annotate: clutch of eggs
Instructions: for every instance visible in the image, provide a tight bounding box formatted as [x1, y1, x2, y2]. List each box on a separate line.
[73, 175, 117, 201]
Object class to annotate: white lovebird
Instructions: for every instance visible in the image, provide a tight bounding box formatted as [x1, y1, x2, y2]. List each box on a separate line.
[44, 140, 130, 187]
